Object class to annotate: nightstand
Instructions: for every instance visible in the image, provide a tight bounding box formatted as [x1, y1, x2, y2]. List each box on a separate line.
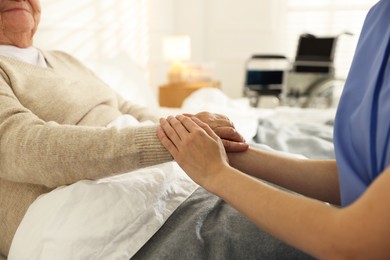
[158, 81, 221, 107]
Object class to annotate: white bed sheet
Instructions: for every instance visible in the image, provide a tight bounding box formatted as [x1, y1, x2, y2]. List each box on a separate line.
[252, 106, 336, 159]
[8, 116, 198, 260]
[9, 163, 197, 260]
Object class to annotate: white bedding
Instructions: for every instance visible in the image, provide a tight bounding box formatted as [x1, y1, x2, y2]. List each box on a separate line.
[9, 163, 197, 260]
[252, 106, 335, 159]
[5, 57, 337, 259]
[8, 116, 198, 260]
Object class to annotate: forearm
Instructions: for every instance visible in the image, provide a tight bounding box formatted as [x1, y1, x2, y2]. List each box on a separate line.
[228, 147, 340, 205]
[208, 166, 390, 260]
[1, 121, 171, 187]
[208, 167, 347, 259]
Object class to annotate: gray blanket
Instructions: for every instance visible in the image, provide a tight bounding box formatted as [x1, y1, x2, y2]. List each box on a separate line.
[132, 187, 314, 260]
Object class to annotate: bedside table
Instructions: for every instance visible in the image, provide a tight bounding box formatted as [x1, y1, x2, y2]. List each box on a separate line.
[158, 81, 221, 108]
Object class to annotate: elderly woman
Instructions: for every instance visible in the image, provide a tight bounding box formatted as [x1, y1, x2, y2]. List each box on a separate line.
[0, 0, 250, 257]
[158, 0, 390, 259]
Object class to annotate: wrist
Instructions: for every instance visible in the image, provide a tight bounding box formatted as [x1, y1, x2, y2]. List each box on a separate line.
[227, 148, 250, 168]
[204, 162, 235, 195]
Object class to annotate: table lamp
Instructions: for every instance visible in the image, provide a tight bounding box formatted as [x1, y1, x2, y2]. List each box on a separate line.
[163, 35, 191, 83]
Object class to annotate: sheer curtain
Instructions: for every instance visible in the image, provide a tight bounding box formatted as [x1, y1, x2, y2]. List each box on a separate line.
[285, 0, 378, 78]
[35, 0, 150, 70]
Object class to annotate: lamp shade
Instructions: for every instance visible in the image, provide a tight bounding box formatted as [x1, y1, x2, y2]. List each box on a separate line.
[163, 35, 191, 62]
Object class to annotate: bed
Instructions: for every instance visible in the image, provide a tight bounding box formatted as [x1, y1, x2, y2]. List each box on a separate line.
[3, 54, 337, 260]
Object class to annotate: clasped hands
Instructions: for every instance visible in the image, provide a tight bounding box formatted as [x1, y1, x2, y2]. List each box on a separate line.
[156, 112, 248, 187]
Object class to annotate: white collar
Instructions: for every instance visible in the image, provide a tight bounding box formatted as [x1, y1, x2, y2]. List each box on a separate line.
[0, 45, 48, 67]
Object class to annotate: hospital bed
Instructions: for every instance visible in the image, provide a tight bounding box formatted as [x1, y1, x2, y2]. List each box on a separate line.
[2, 53, 336, 260]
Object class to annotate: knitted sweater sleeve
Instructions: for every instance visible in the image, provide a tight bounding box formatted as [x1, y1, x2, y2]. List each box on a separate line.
[0, 78, 172, 188]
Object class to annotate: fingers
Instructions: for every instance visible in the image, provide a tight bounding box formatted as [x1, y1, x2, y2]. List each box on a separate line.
[159, 117, 185, 144]
[190, 115, 248, 152]
[204, 117, 234, 130]
[156, 125, 178, 157]
[174, 115, 220, 142]
[193, 112, 232, 129]
[158, 115, 208, 148]
[159, 114, 248, 154]
[192, 112, 244, 142]
[189, 117, 220, 140]
[222, 139, 249, 153]
[213, 126, 245, 143]
[175, 115, 202, 133]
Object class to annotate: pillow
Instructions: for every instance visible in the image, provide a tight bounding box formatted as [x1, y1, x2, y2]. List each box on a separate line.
[85, 53, 159, 112]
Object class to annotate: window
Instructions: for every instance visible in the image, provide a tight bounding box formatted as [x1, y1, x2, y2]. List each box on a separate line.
[37, 0, 149, 69]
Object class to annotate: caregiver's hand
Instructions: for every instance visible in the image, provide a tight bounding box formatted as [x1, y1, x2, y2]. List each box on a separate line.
[184, 112, 248, 152]
[157, 115, 230, 188]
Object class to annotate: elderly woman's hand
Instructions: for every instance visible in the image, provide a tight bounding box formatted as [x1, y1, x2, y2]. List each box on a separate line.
[157, 115, 230, 188]
[184, 112, 248, 153]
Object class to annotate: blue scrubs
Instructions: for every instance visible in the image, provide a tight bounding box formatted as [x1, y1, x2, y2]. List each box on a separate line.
[334, 0, 390, 206]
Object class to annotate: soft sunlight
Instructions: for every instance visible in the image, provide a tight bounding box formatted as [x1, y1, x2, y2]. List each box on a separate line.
[35, 0, 149, 69]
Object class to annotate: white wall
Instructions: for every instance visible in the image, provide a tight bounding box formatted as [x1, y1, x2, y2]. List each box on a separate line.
[34, 0, 287, 99]
[150, 0, 289, 98]
[147, 0, 175, 93]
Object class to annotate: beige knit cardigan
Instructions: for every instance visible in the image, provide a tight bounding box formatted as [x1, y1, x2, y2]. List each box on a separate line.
[0, 51, 172, 256]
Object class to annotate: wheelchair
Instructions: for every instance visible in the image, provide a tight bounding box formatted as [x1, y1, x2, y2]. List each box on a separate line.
[243, 34, 346, 108]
